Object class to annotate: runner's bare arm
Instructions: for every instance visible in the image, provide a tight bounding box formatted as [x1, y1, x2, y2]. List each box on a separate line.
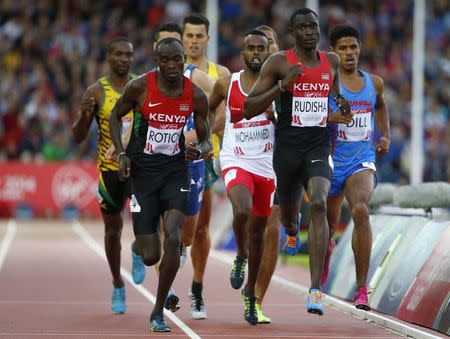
[109, 77, 144, 156]
[192, 85, 213, 159]
[105, 122, 133, 160]
[372, 75, 390, 153]
[243, 54, 285, 119]
[209, 76, 231, 141]
[192, 68, 213, 97]
[217, 64, 231, 78]
[327, 52, 351, 115]
[72, 83, 101, 143]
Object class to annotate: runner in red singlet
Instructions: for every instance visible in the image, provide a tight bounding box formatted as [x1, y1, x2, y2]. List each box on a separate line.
[244, 8, 350, 316]
[209, 30, 274, 325]
[109, 38, 212, 332]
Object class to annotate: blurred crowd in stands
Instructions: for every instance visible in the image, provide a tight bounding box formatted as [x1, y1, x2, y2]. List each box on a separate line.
[0, 0, 449, 183]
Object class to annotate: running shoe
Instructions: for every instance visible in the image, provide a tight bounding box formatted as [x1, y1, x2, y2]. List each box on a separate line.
[281, 213, 302, 255]
[306, 289, 324, 315]
[241, 289, 257, 325]
[256, 303, 271, 324]
[111, 286, 126, 314]
[230, 255, 247, 289]
[131, 242, 145, 284]
[354, 284, 371, 311]
[164, 288, 180, 313]
[150, 314, 170, 332]
[179, 243, 187, 268]
[320, 239, 336, 285]
[189, 291, 207, 319]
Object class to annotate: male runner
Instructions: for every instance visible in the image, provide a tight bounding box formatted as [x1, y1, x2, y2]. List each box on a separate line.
[182, 13, 230, 319]
[252, 24, 281, 324]
[210, 30, 274, 325]
[323, 24, 390, 311]
[244, 8, 350, 315]
[72, 36, 134, 315]
[109, 38, 212, 332]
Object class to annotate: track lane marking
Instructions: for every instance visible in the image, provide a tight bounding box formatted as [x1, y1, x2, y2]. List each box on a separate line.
[72, 220, 201, 339]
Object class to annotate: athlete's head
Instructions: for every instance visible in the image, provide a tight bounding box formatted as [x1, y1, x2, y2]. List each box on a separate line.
[329, 24, 361, 72]
[154, 38, 185, 82]
[255, 25, 279, 54]
[241, 30, 269, 73]
[288, 8, 320, 51]
[107, 36, 133, 76]
[153, 23, 182, 49]
[182, 14, 210, 59]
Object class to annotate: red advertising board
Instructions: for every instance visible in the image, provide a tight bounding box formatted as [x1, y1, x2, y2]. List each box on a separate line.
[396, 226, 450, 335]
[0, 161, 101, 218]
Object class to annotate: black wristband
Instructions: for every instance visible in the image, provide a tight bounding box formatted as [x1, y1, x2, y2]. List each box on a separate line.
[118, 152, 126, 160]
[196, 149, 202, 160]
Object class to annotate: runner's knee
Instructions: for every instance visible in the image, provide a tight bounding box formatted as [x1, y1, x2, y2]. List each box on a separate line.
[352, 202, 369, 225]
[309, 196, 327, 216]
[141, 249, 161, 266]
[234, 206, 252, 225]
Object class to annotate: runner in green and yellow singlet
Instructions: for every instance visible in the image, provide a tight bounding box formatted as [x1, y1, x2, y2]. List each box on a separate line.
[72, 36, 134, 315]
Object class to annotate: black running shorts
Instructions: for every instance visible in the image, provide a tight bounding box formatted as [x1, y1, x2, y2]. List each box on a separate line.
[273, 142, 333, 205]
[130, 169, 190, 235]
[98, 170, 130, 214]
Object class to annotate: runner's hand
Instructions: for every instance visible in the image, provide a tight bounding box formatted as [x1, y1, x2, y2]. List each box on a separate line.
[336, 96, 351, 116]
[80, 97, 96, 116]
[118, 154, 131, 181]
[105, 145, 117, 160]
[376, 136, 390, 154]
[328, 111, 353, 124]
[280, 64, 303, 91]
[264, 105, 276, 123]
[185, 142, 201, 161]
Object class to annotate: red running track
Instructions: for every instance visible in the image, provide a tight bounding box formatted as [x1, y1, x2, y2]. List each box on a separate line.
[0, 220, 441, 338]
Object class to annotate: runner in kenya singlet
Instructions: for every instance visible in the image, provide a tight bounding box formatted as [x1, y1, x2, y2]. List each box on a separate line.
[273, 49, 334, 202]
[127, 71, 193, 175]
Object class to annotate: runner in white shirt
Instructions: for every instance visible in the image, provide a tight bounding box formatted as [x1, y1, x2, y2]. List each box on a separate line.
[209, 29, 275, 326]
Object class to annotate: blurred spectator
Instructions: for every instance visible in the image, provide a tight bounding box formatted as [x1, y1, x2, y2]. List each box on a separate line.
[0, 0, 448, 183]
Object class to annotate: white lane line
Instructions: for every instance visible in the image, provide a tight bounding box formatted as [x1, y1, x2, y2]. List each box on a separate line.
[0, 219, 17, 272]
[209, 250, 443, 339]
[72, 220, 201, 339]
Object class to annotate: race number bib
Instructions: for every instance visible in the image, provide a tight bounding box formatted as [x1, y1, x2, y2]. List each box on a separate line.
[232, 120, 273, 156]
[291, 97, 328, 127]
[337, 109, 372, 141]
[144, 124, 183, 155]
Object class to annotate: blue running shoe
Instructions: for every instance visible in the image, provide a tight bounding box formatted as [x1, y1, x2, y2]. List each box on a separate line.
[150, 314, 170, 332]
[164, 288, 181, 313]
[131, 242, 145, 284]
[281, 213, 302, 255]
[230, 256, 247, 289]
[306, 289, 324, 316]
[111, 287, 126, 314]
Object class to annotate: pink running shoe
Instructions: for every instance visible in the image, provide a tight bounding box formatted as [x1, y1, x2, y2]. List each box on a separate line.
[354, 284, 371, 311]
[320, 239, 336, 285]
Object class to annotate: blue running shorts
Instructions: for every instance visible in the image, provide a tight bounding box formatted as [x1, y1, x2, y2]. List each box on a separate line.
[186, 160, 206, 216]
[329, 161, 377, 196]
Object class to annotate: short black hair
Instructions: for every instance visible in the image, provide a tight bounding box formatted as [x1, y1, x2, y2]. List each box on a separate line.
[154, 23, 182, 42]
[183, 13, 210, 33]
[289, 8, 319, 26]
[107, 36, 131, 54]
[255, 25, 279, 45]
[244, 29, 268, 39]
[154, 37, 184, 53]
[329, 24, 360, 47]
